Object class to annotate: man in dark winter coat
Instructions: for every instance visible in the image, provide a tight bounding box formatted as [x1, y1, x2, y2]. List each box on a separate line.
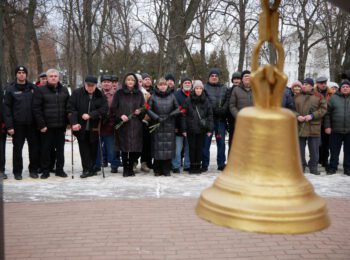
[294, 78, 327, 175]
[226, 71, 241, 153]
[315, 76, 331, 169]
[4, 66, 40, 180]
[229, 70, 253, 119]
[172, 77, 191, 173]
[324, 80, 350, 175]
[94, 75, 120, 173]
[32, 69, 70, 179]
[229, 70, 254, 153]
[69, 76, 108, 178]
[202, 68, 229, 172]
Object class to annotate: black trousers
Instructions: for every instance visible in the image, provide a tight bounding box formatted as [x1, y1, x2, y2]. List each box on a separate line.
[299, 137, 320, 171]
[0, 130, 6, 172]
[40, 127, 66, 173]
[141, 123, 152, 167]
[188, 133, 205, 169]
[77, 132, 98, 172]
[153, 159, 172, 175]
[121, 152, 139, 168]
[319, 126, 330, 166]
[12, 124, 40, 175]
[329, 132, 350, 171]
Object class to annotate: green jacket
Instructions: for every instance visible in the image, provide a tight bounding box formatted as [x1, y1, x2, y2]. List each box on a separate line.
[324, 92, 350, 134]
[294, 93, 327, 137]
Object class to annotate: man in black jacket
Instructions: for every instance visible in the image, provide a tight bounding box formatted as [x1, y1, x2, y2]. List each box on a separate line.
[202, 68, 229, 171]
[4, 66, 40, 180]
[33, 69, 70, 179]
[69, 76, 108, 178]
[324, 80, 350, 175]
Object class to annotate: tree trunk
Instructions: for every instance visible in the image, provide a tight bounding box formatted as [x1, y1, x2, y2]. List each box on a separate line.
[84, 0, 93, 75]
[32, 27, 43, 74]
[21, 0, 37, 65]
[4, 8, 18, 77]
[165, 0, 201, 80]
[237, 0, 246, 71]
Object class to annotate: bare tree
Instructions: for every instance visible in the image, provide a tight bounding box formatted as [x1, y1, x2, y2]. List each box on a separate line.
[135, 0, 170, 77]
[165, 0, 201, 79]
[21, 0, 37, 65]
[319, 3, 350, 81]
[283, 0, 325, 80]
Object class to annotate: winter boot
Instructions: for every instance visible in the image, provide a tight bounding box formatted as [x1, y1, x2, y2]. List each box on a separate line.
[141, 162, 150, 173]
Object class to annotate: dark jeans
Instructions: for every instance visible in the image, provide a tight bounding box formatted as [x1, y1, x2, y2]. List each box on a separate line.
[0, 130, 6, 172]
[329, 132, 350, 171]
[188, 133, 205, 169]
[40, 127, 66, 173]
[141, 123, 152, 167]
[202, 121, 226, 168]
[299, 137, 320, 170]
[319, 126, 330, 166]
[12, 124, 40, 175]
[77, 131, 98, 172]
[95, 135, 120, 168]
[153, 159, 172, 175]
[121, 152, 139, 168]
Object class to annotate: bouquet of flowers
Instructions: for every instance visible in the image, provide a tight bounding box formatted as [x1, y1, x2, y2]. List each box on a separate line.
[115, 103, 149, 130]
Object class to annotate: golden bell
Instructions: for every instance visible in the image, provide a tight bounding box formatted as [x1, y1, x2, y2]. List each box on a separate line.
[196, 0, 330, 234]
[196, 107, 330, 234]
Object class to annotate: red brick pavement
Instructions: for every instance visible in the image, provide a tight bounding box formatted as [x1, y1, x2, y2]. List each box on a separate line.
[4, 198, 350, 260]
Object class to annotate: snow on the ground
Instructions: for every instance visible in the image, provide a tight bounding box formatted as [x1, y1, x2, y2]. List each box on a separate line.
[3, 132, 349, 202]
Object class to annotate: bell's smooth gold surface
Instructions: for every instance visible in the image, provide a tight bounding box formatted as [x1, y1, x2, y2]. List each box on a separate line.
[196, 0, 330, 234]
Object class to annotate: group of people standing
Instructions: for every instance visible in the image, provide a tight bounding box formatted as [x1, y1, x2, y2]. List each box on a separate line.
[1, 65, 349, 180]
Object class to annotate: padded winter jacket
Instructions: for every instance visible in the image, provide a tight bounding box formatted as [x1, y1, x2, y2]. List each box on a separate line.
[4, 81, 37, 129]
[147, 88, 180, 160]
[204, 82, 228, 122]
[32, 82, 70, 129]
[324, 92, 350, 134]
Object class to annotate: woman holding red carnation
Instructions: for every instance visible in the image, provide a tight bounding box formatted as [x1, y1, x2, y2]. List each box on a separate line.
[147, 78, 180, 176]
[111, 73, 145, 177]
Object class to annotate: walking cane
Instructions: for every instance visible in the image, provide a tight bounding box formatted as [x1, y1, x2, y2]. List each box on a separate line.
[98, 118, 105, 178]
[71, 128, 74, 179]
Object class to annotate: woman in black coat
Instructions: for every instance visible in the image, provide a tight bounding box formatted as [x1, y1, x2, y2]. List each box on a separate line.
[111, 73, 145, 177]
[183, 80, 214, 174]
[147, 78, 180, 176]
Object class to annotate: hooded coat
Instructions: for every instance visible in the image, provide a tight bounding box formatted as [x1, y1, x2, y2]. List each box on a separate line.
[111, 73, 145, 152]
[182, 91, 214, 134]
[147, 87, 180, 160]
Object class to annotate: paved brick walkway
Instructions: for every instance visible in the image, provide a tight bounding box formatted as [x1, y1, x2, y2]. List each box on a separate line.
[5, 198, 350, 259]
